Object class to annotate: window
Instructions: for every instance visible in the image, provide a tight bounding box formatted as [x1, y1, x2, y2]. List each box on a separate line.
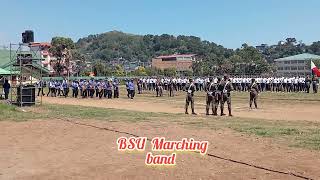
[285, 67, 290, 70]
[298, 60, 305, 64]
[278, 67, 283, 70]
[298, 66, 305, 70]
[162, 57, 176, 61]
[291, 60, 297, 64]
[291, 66, 297, 70]
[284, 61, 290, 64]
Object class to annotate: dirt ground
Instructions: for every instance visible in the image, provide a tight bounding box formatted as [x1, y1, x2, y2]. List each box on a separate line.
[1, 94, 320, 180]
[41, 95, 320, 122]
[1, 119, 320, 180]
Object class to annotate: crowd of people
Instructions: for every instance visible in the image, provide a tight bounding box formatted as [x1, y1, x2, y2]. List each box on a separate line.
[39, 78, 129, 99]
[134, 76, 319, 95]
[30, 75, 318, 116]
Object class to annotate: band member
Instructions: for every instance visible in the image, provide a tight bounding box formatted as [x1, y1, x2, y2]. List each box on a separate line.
[98, 80, 104, 99]
[125, 79, 130, 98]
[205, 77, 215, 115]
[47, 79, 55, 97]
[312, 76, 319, 93]
[72, 80, 79, 98]
[168, 78, 174, 97]
[138, 79, 142, 94]
[95, 80, 100, 97]
[62, 79, 69, 97]
[103, 80, 108, 98]
[305, 75, 312, 93]
[82, 80, 88, 98]
[89, 79, 95, 98]
[113, 79, 120, 98]
[218, 75, 233, 116]
[128, 79, 135, 99]
[55, 80, 61, 96]
[79, 80, 84, 97]
[37, 80, 45, 96]
[249, 78, 259, 109]
[156, 79, 163, 97]
[106, 80, 113, 99]
[85, 80, 91, 98]
[184, 78, 197, 115]
[213, 77, 221, 116]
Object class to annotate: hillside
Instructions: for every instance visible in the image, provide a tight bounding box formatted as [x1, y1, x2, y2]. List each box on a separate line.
[76, 31, 233, 63]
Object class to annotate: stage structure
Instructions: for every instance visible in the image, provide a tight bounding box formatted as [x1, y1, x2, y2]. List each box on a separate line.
[9, 43, 44, 106]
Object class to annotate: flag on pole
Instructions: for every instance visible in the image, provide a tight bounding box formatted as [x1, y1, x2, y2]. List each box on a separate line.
[311, 60, 320, 77]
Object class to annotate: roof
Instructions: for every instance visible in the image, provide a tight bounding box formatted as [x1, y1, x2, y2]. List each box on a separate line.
[274, 53, 320, 62]
[0, 67, 11, 75]
[0, 49, 11, 67]
[156, 54, 196, 59]
[29, 42, 51, 47]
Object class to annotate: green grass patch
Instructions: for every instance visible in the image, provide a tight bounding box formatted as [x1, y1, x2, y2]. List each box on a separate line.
[0, 103, 45, 121]
[1, 102, 320, 151]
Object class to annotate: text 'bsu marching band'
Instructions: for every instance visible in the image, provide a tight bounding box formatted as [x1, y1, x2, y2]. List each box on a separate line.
[117, 137, 209, 165]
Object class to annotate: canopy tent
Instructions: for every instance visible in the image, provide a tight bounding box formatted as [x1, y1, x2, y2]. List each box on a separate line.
[0, 67, 11, 75]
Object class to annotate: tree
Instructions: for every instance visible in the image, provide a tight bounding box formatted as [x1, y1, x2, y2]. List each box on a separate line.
[71, 50, 87, 76]
[49, 37, 75, 76]
[92, 61, 106, 76]
[183, 70, 193, 77]
[113, 65, 125, 76]
[163, 68, 177, 76]
[133, 66, 147, 76]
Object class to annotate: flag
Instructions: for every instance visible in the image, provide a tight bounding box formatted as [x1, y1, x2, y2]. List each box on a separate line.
[311, 60, 320, 77]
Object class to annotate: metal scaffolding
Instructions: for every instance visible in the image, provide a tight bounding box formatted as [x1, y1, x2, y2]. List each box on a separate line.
[9, 43, 43, 107]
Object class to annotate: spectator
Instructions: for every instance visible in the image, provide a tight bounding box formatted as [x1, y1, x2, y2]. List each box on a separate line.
[3, 79, 11, 100]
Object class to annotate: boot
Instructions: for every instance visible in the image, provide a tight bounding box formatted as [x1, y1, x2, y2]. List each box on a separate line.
[221, 109, 226, 116]
[228, 108, 232, 116]
[192, 109, 197, 115]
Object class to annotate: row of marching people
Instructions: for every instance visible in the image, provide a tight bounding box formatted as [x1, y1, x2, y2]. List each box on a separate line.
[38, 78, 121, 99]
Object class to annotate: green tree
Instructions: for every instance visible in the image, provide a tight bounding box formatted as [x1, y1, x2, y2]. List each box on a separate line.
[133, 66, 147, 76]
[93, 61, 106, 76]
[49, 37, 75, 76]
[163, 68, 177, 76]
[113, 65, 125, 76]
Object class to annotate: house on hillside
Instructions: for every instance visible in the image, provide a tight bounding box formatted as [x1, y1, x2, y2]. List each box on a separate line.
[151, 54, 196, 74]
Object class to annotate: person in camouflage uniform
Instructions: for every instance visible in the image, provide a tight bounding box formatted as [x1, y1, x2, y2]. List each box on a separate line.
[184, 78, 197, 115]
[249, 78, 259, 109]
[218, 75, 233, 116]
[205, 77, 215, 115]
[305, 75, 312, 93]
[312, 76, 319, 93]
[213, 77, 221, 116]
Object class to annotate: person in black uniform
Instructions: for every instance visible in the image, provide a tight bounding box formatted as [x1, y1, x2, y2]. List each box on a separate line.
[218, 75, 233, 116]
[249, 78, 259, 109]
[312, 76, 319, 93]
[156, 79, 163, 97]
[168, 78, 174, 97]
[213, 77, 221, 116]
[184, 78, 197, 115]
[113, 79, 120, 98]
[305, 75, 312, 93]
[205, 77, 215, 115]
[2, 79, 10, 100]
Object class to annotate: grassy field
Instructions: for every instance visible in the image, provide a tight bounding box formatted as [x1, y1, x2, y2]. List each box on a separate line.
[1, 100, 320, 151]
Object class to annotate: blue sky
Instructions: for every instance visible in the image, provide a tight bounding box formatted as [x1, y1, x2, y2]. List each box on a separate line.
[1, 0, 320, 49]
